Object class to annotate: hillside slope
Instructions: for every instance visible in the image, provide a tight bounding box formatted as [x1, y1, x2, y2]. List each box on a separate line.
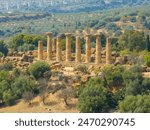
[0, 0, 150, 13]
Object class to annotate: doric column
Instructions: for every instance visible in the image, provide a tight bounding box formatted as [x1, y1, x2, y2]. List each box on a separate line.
[75, 36, 81, 63]
[52, 38, 56, 53]
[85, 34, 91, 63]
[56, 35, 62, 62]
[106, 38, 112, 64]
[65, 33, 72, 62]
[38, 41, 43, 60]
[95, 33, 102, 64]
[46, 32, 52, 61]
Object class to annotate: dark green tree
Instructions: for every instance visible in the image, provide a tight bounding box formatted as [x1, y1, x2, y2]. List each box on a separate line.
[118, 30, 147, 51]
[78, 78, 115, 113]
[119, 95, 150, 113]
[0, 40, 8, 56]
[28, 61, 51, 79]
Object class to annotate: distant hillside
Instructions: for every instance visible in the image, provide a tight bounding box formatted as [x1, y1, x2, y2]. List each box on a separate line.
[0, 0, 150, 13]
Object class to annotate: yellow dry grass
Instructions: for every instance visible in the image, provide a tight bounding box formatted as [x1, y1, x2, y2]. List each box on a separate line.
[0, 93, 79, 113]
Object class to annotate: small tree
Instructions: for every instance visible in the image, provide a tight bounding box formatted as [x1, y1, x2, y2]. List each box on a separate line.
[0, 40, 8, 56]
[118, 30, 147, 51]
[38, 78, 49, 105]
[12, 76, 37, 98]
[22, 92, 34, 105]
[102, 65, 124, 88]
[28, 61, 51, 79]
[78, 78, 113, 113]
[123, 65, 150, 96]
[57, 88, 73, 106]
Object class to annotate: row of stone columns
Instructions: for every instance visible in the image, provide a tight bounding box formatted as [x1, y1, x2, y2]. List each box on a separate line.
[38, 32, 112, 64]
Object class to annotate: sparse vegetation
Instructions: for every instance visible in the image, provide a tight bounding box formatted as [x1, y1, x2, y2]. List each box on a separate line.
[76, 64, 88, 74]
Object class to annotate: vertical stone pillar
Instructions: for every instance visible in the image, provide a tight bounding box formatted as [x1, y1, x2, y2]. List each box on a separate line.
[65, 33, 72, 62]
[106, 38, 112, 64]
[46, 32, 52, 61]
[53, 38, 56, 53]
[75, 36, 81, 63]
[38, 41, 43, 60]
[85, 34, 91, 63]
[95, 33, 102, 64]
[56, 35, 62, 62]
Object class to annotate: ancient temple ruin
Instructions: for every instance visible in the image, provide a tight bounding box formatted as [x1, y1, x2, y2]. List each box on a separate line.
[38, 32, 112, 65]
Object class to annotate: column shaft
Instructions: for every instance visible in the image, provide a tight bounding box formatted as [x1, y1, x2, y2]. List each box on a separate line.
[75, 36, 81, 63]
[56, 35, 62, 62]
[65, 33, 72, 62]
[95, 34, 102, 64]
[38, 41, 43, 60]
[106, 38, 112, 64]
[53, 38, 56, 53]
[85, 34, 91, 63]
[46, 32, 52, 61]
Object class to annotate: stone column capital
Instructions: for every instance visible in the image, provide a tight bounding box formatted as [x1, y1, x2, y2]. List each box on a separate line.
[46, 32, 52, 36]
[95, 33, 103, 37]
[85, 34, 91, 37]
[65, 33, 72, 36]
[57, 34, 62, 39]
[95, 33, 100, 36]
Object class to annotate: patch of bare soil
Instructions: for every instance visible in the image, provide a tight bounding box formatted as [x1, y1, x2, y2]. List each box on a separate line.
[143, 72, 150, 78]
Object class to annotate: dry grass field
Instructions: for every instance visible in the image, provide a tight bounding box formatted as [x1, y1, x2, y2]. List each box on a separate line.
[0, 93, 79, 113]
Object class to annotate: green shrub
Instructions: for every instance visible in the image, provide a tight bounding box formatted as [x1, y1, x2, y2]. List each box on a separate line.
[0, 70, 9, 82]
[0, 40, 8, 56]
[0, 62, 13, 71]
[0, 52, 3, 57]
[120, 49, 132, 57]
[102, 65, 125, 88]
[123, 65, 150, 96]
[3, 90, 16, 106]
[78, 78, 115, 113]
[118, 30, 147, 51]
[144, 52, 150, 67]
[119, 95, 150, 113]
[76, 64, 88, 74]
[12, 76, 37, 98]
[28, 61, 51, 79]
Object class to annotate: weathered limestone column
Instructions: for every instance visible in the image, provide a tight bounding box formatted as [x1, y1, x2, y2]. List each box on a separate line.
[106, 38, 112, 64]
[38, 41, 43, 60]
[52, 38, 56, 53]
[95, 33, 102, 64]
[75, 36, 81, 63]
[85, 34, 91, 63]
[46, 32, 52, 61]
[65, 33, 72, 62]
[56, 35, 62, 62]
